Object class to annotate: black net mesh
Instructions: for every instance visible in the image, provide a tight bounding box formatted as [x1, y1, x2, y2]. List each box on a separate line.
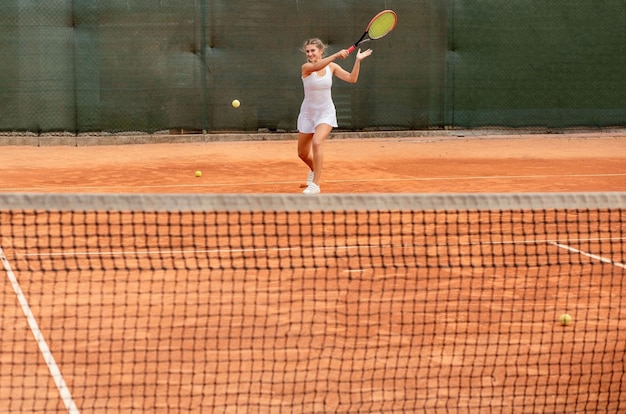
[1, 193, 625, 412]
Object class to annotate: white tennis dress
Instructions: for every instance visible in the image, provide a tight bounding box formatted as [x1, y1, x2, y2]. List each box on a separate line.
[297, 67, 338, 133]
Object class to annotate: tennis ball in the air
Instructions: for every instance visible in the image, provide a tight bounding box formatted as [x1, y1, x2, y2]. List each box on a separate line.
[195, 170, 202, 177]
[559, 313, 572, 326]
[232, 99, 240, 108]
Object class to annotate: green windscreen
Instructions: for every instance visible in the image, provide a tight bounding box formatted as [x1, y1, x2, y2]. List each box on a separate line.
[448, 0, 626, 127]
[0, 0, 623, 134]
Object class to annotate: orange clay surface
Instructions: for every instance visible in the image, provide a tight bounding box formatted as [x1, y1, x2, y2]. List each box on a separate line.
[2, 130, 626, 413]
[1, 131, 625, 194]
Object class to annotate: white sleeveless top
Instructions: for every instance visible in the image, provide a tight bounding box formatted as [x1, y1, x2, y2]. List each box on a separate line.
[297, 67, 338, 133]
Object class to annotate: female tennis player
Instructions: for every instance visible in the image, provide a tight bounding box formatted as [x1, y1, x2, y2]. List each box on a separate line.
[297, 38, 372, 194]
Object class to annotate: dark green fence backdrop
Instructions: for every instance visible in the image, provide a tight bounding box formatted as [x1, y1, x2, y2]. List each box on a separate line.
[0, 0, 623, 134]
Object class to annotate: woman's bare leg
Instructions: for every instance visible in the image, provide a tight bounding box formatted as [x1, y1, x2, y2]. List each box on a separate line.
[310, 123, 333, 185]
[297, 132, 314, 171]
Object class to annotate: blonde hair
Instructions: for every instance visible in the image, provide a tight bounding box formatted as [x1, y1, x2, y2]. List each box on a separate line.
[301, 38, 326, 55]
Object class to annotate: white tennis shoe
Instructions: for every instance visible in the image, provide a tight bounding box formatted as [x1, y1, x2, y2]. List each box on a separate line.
[302, 183, 320, 195]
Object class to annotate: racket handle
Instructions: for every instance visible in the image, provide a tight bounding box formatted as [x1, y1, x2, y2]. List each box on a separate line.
[347, 45, 356, 54]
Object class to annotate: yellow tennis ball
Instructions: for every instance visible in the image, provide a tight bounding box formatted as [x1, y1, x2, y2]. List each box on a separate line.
[232, 99, 240, 108]
[559, 313, 572, 326]
[195, 170, 202, 177]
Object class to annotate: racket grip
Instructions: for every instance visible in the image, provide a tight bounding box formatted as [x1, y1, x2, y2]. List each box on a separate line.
[347, 45, 356, 54]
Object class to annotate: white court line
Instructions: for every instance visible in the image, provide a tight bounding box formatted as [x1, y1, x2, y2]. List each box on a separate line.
[491, 236, 626, 245]
[1, 173, 625, 192]
[549, 242, 626, 269]
[15, 237, 626, 259]
[16, 244, 370, 258]
[0, 247, 80, 414]
[329, 173, 626, 183]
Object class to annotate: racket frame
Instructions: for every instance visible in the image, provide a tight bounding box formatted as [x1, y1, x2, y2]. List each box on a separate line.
[347, 10, 397, 54]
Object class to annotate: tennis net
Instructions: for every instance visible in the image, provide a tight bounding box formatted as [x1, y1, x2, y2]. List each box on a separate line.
[1, 192, 625, 413]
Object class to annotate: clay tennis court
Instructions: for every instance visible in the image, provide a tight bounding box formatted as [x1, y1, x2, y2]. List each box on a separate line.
[1, 131, 625, 413]
[0, 131, 625, 194]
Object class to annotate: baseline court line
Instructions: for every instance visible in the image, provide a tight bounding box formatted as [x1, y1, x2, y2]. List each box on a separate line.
[1, 173, 625, 192]
[0, 247, 80, 414]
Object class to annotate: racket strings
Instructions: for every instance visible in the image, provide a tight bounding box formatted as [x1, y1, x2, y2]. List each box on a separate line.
[367, 11, 397, 39]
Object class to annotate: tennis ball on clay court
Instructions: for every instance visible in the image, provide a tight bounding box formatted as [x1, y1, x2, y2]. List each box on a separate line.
[232, 99, 240, 108]
[559, 313, 572, 326]
[195, 170, 202, 177]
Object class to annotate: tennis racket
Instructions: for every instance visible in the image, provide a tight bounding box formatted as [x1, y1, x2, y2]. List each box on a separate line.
[347, 10, 397, 54]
